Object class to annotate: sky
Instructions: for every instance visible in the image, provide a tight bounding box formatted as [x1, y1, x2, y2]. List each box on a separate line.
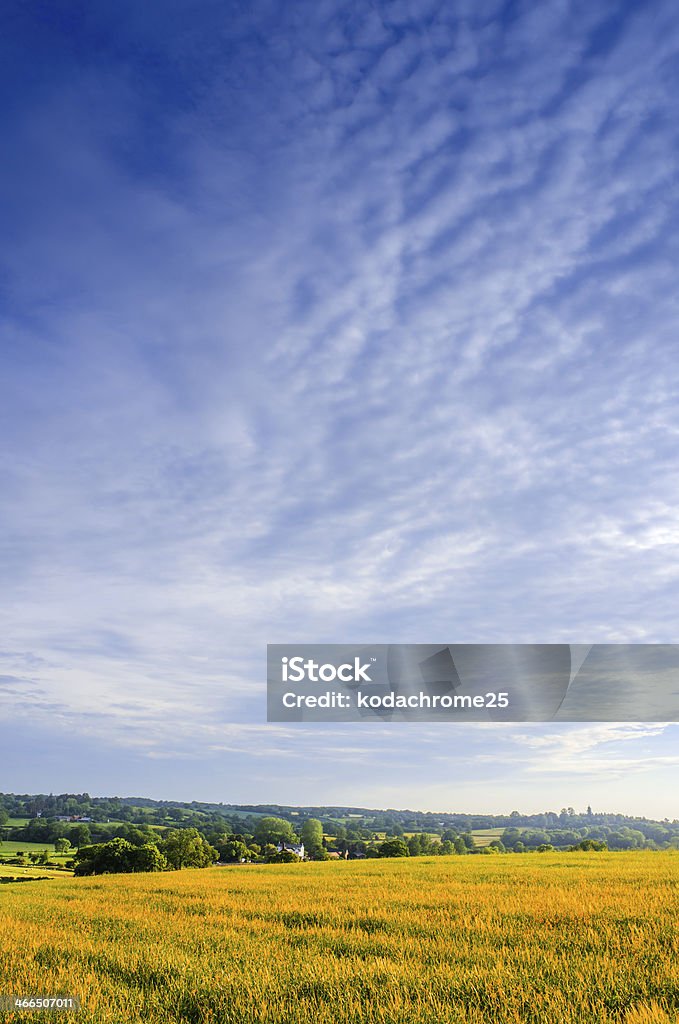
[2, 0, 679, 818]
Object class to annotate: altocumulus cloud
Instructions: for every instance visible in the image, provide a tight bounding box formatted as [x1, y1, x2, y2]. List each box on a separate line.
[1, 0, 679, 810]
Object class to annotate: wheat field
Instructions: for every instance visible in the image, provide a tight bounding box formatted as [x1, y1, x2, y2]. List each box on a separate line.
[1, 852, 678, 1023]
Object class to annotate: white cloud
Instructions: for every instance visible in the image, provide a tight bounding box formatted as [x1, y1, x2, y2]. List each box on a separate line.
[2, 0, 679, 805]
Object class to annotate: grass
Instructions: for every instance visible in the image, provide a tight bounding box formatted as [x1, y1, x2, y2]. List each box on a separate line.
[1, 840, 58, 854]
[1, 852, 678, 1023]
[0, 840, 73, 871]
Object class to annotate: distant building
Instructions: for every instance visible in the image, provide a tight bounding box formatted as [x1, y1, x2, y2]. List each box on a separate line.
[277, 841, 305, 859]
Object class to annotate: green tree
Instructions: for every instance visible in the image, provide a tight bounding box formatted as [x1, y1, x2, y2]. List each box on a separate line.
[160, 829, 216, 870]
[300, 818, 324, 858]
[132, 844, 168, 871]
[219, 840, 249, 863]
[74, 838, 167, 875]
[254, 817, 297, 847]
[71, 825, 91, 848]
[378, 838, 409, 858]
[73, 839, 135, 875]
[570, 839, 607, 852]
[54, 838, 71, 854]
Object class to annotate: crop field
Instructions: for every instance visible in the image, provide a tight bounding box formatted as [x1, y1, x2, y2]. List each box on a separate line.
[470, 828, 505, 847]
[1, 852, 678, 1024]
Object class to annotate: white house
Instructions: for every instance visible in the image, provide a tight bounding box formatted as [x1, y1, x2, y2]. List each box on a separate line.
[277, 841, 305, 859]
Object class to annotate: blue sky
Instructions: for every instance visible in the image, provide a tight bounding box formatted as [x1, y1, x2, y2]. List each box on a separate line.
[2, 0, 679, 817]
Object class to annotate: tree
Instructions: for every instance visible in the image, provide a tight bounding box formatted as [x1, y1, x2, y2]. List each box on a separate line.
[160, 829, 216, 870]
[253, 817, 297, 848]
[71, 825, 91, 848]
[300, 818, 324, 858]
[74, 839, 167, 875]
[54, 838, 71, 854]
[132, 844, 168, 871]
[219, 840, 249, 863]
[378, 838, 409, 858]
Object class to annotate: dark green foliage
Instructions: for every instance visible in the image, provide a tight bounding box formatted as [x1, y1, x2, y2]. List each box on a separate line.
[300, 818, 324, 859]
[74, 839, 167, 876]
[253, 817, 298, 847]
[218, 840, 250, 863]
[160, 829, 216, 870]
[378, 838, 409, 858]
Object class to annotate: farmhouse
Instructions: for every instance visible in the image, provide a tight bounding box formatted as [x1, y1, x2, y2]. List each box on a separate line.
[277, 841, 305, 859]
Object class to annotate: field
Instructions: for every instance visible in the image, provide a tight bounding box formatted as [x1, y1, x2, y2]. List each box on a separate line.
[0, 841, 59, 855]
[0, 841, 73, 870]
[471, 828, 505, 847]
[1, 852, 679, 1023]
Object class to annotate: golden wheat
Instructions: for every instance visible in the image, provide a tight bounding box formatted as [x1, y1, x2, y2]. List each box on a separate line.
[1, 852, 678, 1023]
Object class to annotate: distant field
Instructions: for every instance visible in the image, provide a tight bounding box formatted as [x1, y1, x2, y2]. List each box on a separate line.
[0, 840, 59, 855]
[2, 852, 679, 1023]
[470, 827, 506, 847]
[1, 865, 69, 881]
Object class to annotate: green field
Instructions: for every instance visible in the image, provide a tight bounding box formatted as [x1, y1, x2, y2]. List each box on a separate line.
[0, 840, 73, 871]
[0, 841, 63, 855]
[2, 852, 679, 1023]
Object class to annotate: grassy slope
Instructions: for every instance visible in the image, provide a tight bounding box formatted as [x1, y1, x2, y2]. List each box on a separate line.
[1, 853, 678, 1024]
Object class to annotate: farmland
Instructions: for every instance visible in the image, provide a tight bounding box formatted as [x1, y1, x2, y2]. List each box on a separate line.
[2, 852, 679, 1023]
